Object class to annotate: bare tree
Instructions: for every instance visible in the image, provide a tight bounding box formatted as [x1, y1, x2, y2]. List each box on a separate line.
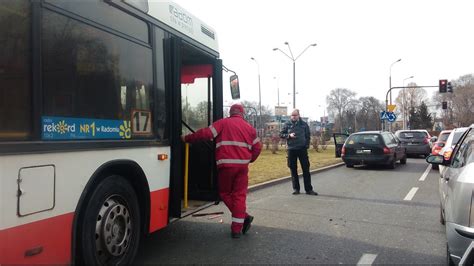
[357, 96, 384, 131]
[394, 82, 428, 128]
[452, 85, 474, 127]
[451, 74, 474, 126]
[326, 88, 357, 132]
[237, 100, 273, 129]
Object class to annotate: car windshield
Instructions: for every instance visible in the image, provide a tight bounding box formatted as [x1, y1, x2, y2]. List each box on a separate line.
[398, 132, 426, 139]
[346, 134, 381, 145]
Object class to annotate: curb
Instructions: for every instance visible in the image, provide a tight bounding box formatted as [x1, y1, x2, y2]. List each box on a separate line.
[248, 162, 345, 193]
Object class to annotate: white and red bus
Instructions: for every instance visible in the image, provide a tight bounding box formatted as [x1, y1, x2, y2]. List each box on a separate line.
[0, 0, 234, 264]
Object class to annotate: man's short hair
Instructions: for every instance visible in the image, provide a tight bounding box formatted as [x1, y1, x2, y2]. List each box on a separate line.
[291, 109, 300, 115]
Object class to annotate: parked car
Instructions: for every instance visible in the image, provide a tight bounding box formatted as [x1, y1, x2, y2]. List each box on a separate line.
[341, 131, 407, 169]
[431, 130, 452, 169]
[395, 130, 431, 157]
[426, 124, 474, 265]
[439, 127, 469, 176]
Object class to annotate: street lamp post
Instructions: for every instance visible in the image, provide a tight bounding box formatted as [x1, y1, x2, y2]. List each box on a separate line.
[273, 76, 280, 106]
[273, 42, 317, 109]
[274, 76, 281, 131]
[402, 75, 414, 130]
[386, 58, 401, 131]
[250, 57, 262, 133]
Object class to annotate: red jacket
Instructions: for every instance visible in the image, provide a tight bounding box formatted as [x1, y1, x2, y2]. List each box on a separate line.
[185, 114, 262, 168]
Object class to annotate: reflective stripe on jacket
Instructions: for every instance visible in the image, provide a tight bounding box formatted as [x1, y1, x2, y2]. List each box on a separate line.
[184, 114, 262, 168]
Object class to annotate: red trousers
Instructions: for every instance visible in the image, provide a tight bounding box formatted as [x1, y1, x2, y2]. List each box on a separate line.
[218, 167, 249, 233]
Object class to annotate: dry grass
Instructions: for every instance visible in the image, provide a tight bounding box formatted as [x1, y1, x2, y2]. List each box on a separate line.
[248, 146, 342, 185]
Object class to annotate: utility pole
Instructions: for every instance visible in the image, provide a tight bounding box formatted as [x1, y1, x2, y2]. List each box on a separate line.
[273, 42, 317, 109]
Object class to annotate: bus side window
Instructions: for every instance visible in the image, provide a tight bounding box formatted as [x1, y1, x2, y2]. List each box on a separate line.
[0, 0, 31, 140]
[42, 8, 155, 140]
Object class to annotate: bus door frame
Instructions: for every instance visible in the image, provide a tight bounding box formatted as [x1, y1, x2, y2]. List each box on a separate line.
[166, 37, 221, 219]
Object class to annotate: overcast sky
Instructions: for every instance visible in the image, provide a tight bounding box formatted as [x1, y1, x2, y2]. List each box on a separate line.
[173, 0, 474, 120]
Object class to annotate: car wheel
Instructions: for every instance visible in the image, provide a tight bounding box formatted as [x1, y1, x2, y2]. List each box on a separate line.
[447, 244, 455, 266]
[432, 164, 439, 170]
[400, 155, 407, 165]
[387, 159, 396, 169]
[77, 175, 141, 265]
[346, 164, 354, 168]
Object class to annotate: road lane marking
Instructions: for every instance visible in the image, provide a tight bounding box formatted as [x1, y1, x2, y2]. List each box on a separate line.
[419, 165, 431, 181]
[357, 253, 377, 265]
[404, 187, 419, 201]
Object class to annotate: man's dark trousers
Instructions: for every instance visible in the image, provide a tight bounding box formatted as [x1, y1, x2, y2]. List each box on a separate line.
[288, 149, 313, 192]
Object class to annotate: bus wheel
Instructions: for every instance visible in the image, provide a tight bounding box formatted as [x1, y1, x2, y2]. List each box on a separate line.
[79, 175, 141, 265]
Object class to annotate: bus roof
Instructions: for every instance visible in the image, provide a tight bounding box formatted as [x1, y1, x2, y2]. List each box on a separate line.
[146, 1, 219, 53]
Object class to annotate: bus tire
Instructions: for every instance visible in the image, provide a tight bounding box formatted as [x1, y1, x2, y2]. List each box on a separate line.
[78, 175, 141, 265]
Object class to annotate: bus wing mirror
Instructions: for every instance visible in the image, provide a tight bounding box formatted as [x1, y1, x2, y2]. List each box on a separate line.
[230, 75, 240, 100]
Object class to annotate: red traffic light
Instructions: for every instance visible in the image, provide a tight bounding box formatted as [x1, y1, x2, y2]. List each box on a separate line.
[439, 79, 447, 93]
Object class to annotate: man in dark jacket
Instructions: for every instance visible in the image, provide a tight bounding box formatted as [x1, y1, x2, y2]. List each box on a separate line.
[280, 109, 318, 195]
[182, 104, 262, 238]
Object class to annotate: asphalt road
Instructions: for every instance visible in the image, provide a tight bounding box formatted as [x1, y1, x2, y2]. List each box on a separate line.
[135, 157, 446, 264]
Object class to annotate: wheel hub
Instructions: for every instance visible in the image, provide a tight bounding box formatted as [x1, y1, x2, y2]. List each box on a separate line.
[95, 197, 132, 260]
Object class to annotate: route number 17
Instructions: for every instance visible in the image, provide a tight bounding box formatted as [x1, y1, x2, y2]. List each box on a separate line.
[131, 110, 152, 135]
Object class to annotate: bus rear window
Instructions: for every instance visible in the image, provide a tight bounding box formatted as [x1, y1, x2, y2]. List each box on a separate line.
[0, 0, 31, 140]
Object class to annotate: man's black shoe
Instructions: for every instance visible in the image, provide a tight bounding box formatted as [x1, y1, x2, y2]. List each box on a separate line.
[306, 190, 318, 195]
[231, 232, 242, 239]
[242, 215, 254, 235]
[292, 190, 300, 195]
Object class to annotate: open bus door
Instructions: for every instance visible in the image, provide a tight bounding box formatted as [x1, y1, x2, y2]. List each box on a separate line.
[333, 133, 349, 158]
[167, 37, 221, 219]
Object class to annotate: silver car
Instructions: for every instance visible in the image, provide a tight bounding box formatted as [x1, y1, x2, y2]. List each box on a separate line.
[427, 124, 474, 265]
[439, 127, 469, 176]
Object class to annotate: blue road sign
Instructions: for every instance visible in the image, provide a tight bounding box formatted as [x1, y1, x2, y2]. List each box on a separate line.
[387, 112, 397, 123]
[380, 111, 388, 120]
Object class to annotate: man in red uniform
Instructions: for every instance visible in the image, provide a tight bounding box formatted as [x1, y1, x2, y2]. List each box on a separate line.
[182, 104, 262, 238]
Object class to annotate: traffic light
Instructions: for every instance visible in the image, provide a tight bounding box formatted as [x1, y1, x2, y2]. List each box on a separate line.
[447, 82, 453, 93]
[442, 101, 448, 109]
[439, 79, 447, 93]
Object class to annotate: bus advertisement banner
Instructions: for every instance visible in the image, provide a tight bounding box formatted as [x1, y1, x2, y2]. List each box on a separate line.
[42, 116, 131, 140]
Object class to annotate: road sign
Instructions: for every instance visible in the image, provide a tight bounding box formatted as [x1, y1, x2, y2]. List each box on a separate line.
[380, 111, 388, 120]
[387, 112, 397, 123]
[387, 105, 396, 112]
